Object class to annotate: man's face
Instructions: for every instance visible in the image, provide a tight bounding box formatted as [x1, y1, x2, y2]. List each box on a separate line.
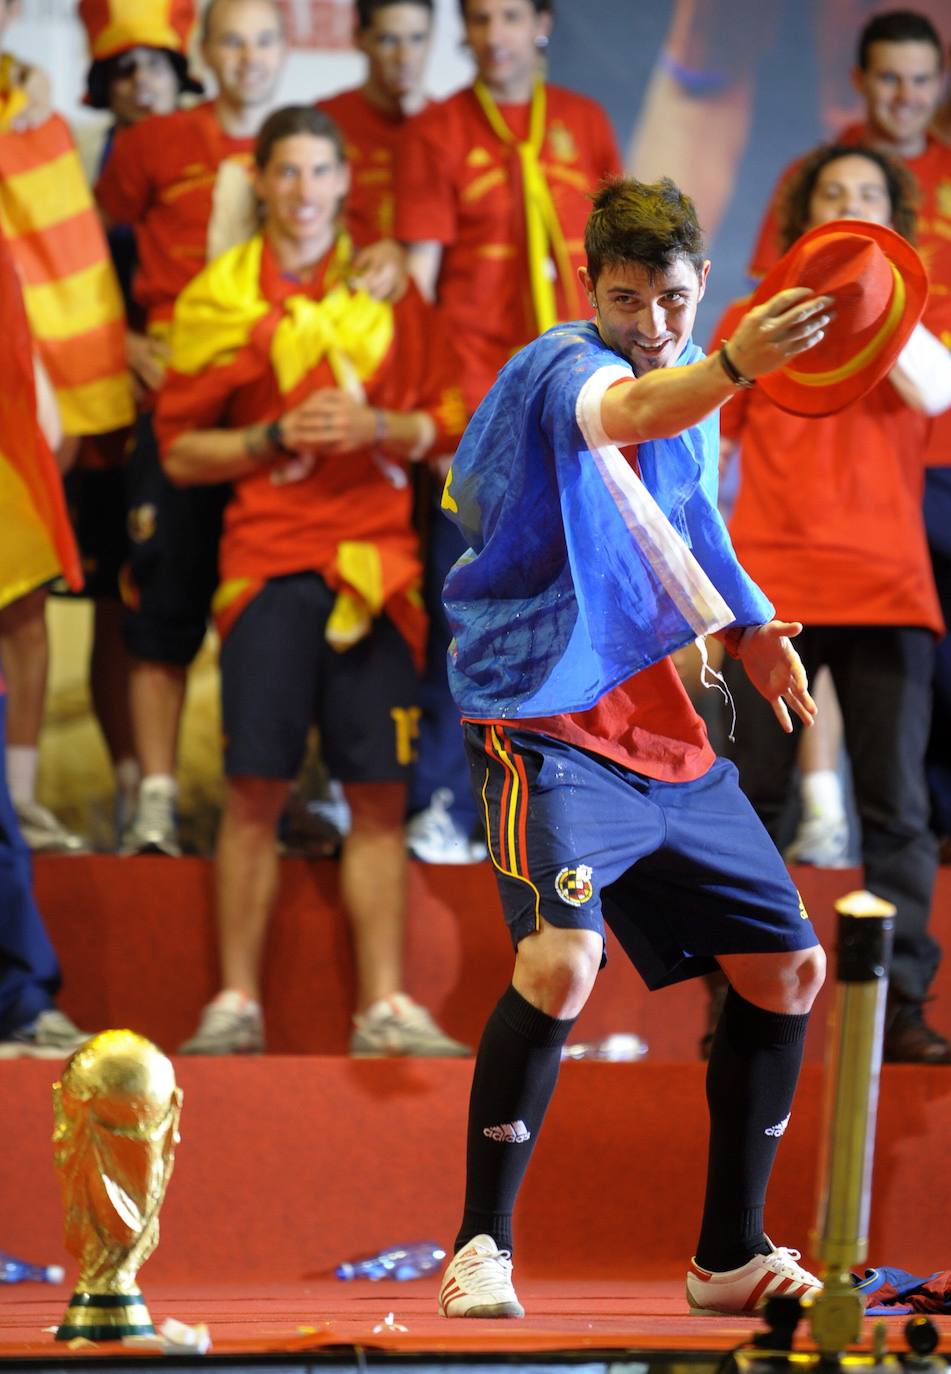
[463, 0, 552, 96]
[853, 39, 944, 146]
[256, 133, 350, 253]
[358, 3, 432, 104]
[580, 255, 710, 375]
[0, 0, 22, 45]
[202, 0, 285, 110]
[807, 154, 892, 230]
[109, 47, 180, 126]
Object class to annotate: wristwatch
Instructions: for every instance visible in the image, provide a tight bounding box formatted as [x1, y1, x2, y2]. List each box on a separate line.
[265, 418, 293, 455]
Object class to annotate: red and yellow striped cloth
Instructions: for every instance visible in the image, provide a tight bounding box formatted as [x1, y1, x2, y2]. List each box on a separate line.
[0, 228, 82, 608]
[0, 53, 133, 436]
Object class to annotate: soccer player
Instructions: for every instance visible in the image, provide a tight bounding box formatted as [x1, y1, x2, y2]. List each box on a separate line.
[96, 0, 286, 856]
[156, 106, 469, 1057]
[435, 176, 836, 1318]
[319, 0, 434, 245]
[396, 0, 622, 862]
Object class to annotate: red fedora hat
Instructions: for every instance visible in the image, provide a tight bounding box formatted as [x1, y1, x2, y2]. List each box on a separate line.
[748, 218, 928, 417]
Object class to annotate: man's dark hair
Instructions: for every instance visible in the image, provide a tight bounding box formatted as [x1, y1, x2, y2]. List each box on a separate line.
[357, 0, 433, 27]
[777, 143, 918, 250]
[86, 50, 199, 111]
[857, 10, 943, 69]
[584, 177, 705, 285]
[459, 0, 552, 15]
[255, 105, 346, 170]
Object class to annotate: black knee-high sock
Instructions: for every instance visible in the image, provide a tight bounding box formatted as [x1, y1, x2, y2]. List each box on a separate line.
[455, 984, 576, 1256]
[695, 988, 809, 1273]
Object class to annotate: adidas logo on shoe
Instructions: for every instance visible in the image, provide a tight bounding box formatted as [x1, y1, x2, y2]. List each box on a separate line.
[482, 1120, 530, 1143]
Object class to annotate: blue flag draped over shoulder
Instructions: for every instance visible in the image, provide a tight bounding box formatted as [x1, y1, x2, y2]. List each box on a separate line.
[442, 321, 773, 719]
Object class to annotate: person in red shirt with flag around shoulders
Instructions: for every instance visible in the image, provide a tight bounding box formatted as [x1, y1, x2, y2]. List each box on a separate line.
[156, 105, 469, 1057]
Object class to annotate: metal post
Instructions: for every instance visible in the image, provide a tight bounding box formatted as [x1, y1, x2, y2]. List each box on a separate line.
[809, 889, 894, 1359]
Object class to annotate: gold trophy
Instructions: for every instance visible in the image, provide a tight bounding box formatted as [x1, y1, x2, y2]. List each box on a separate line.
[52, 1029, 182, 1341]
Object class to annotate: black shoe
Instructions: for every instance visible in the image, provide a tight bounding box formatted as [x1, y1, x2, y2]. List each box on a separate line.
[883, 1000, 951, 1065]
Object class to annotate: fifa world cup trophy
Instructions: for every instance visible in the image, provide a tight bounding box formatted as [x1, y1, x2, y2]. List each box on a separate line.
[52, 1030, 182, 1341]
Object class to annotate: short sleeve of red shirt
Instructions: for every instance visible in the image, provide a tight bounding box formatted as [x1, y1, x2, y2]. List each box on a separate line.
[155, 353, 250, 460]
[389, 282, 466, 450]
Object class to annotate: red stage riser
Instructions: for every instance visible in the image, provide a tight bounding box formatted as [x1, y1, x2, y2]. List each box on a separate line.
[2, 1060, 947, 1286]
[32, 858, 951, 1061]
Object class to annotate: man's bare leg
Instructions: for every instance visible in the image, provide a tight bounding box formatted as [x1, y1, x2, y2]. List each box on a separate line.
[216, 776, 290, 999]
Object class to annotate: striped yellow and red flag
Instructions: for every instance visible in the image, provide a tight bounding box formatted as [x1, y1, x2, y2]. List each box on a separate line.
[0, 229, 82, 608]
[0, 54, 133, 437]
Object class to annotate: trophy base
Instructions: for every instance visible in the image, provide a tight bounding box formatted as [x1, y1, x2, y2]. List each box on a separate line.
[55, 1290, 155, 1341]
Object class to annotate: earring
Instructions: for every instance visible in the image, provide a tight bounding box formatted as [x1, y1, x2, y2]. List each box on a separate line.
[535, 34, 549, 48]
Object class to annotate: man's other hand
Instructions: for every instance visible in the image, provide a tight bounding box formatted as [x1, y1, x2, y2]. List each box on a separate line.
[739, 620, 816, 732]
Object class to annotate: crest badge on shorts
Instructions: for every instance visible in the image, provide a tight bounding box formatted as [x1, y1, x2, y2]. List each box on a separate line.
[555, 864, 594, 907]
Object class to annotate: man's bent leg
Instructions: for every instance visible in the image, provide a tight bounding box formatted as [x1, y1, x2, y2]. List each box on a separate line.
[694, 946, 825, 1275]
[456, 922, 601, 1254]
[441, 923, 600, 1318]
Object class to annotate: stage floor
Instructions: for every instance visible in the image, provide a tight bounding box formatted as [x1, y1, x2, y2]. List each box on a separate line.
[4, 1278, 951, 1368]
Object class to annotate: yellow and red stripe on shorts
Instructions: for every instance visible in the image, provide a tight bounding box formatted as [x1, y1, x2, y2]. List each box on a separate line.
[481, 724, 542, 926]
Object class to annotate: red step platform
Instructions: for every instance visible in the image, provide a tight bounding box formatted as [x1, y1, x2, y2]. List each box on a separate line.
[31, 857, 951, 1060]
[1, 1058, 950, 1361]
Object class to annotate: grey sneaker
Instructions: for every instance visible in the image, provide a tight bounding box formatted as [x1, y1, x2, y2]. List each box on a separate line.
[784, 814, 850, 868]
[407, 790, 488, 865]
[14, 801, 89, 854]
[178, 991, 264, 1055]
[120, 780, 181, 857]
[0, 1008, 93, 1059]
[350, 993, 470, 1057]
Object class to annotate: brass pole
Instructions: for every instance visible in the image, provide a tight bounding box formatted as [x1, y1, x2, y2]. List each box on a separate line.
[809, 889, 894, 1359]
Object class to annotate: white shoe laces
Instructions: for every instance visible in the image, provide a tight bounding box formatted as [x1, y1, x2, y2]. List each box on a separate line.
[454, 1247, 515, 1294]
[768, 1247, 820, 1284]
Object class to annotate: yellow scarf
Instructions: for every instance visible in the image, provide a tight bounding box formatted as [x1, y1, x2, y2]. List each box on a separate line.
[168, 233, 394, 396]
[473, 77, 579, 335]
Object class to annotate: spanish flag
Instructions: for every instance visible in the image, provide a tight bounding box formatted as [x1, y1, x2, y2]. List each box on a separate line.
[0, 230, 82, 609]
[0, 53, 133, 436]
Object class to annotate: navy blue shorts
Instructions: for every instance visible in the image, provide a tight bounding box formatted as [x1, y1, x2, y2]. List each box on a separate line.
[222, 572, 419, 782]
[464, 723, 819, 990]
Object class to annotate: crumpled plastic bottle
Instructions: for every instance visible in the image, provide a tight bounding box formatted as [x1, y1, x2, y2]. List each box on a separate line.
[561, 1032, 648, 1061]
[0, 1250, 65, 1283]
[335, 1241, 446, 1281]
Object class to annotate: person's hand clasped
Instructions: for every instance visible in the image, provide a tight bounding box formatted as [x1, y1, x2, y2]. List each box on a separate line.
[738, 620, 817, 733]
[279, 389, 376, 456]
[727, 287, 835, 381]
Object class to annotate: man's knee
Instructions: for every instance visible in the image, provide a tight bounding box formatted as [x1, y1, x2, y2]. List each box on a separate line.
[224, 777, 290, 829]
[513, 922, 602, 1019]
[722, 944, 826, 1016]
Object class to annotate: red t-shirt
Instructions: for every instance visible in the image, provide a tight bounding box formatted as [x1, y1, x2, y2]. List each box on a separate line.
[396, 83, 621, 412]
[500, 657, 716, 783]
[318, 87, 415, 245]
[746, 126, 951, 466]
[155, 237, 465, 589]
[715, 298, 942, 634]
[96, 102, 254, 324]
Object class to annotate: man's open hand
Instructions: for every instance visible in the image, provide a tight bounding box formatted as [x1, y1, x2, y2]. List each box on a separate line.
[739, 620, 816, 732]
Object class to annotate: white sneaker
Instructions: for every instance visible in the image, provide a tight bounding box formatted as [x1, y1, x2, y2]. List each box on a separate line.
[120, 779, 181, 857]
[178, 991, 264, 1055]
[350, 992, 470, 1057]
[14, 801, 89, 854]
[784, 815, 850, 869]
[438, 1235, 524, 1318]
[0, 1008, 94, 1059]
[407, 789, 488, 864]
[686, 1240, 822, 1314]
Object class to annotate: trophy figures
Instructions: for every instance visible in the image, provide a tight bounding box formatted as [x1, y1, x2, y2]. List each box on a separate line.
[52, 1029, 182, 1341]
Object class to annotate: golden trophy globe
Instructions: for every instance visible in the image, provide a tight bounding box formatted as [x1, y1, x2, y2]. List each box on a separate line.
[52, 1029, 182, 1341]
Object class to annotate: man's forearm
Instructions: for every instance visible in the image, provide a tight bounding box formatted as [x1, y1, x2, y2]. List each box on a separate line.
[601, 351, 742, 446]
[164, 423, 278, 485]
